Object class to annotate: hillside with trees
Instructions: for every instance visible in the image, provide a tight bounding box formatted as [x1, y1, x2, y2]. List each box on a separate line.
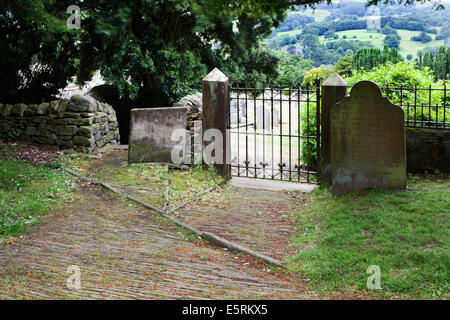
[0, 0, 448, 107]
[265, 0, 449, 89]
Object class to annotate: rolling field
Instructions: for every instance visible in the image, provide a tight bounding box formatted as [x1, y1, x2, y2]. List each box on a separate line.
[299, 9, 331, 22]
[322, 29, 385, 47]
[397, 30, 445, 59]
[276, 28, 444, 60]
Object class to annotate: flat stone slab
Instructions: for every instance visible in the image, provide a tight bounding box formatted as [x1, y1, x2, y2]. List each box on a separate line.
[106, 144, 128, 150]
[229, 177, 317, 192]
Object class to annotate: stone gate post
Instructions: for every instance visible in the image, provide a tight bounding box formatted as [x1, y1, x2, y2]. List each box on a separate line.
[320, 72, 348, 184]
[202, 68, 231, 179]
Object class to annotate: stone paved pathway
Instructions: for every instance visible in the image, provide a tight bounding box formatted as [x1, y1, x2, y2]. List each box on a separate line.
[72, 149, 308, 262]
[0, 184, 317, 299]
[173, 185, 304, 261]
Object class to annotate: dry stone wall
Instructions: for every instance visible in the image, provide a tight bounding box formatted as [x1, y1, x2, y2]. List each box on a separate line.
[0, 95, 120, 152]
[406, 127, 450, 173]
[173, 92, 202, 133]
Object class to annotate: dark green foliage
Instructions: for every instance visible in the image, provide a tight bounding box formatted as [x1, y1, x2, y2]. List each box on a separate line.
[324, 30, 336, 39]
[300, 19, 368, 37]
[298, 34, 371, 67]
[1, 0, 288, 105]
[326, 13, 360, 22]
[0, 1, 78, 104]
[352, 46, 404, 71]
[382, 26, 401, 49]
[417, 46, 450, 80]
[269, 34, 298, 49]
[382, 25, 393, 35]
[277, 13, 314, 32]
[384, 34, 401, 49]
[0, 0, 442, 104]
[334, 55, 353, 77]
[72, 0, 289, 104]
[411, 32, 433, 43]
[380, 15, 439, 33]
[325, 40, 371, 52]
[274, 54, 313, 88]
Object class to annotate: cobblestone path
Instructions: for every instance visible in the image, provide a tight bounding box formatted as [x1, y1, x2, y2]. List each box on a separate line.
[173, 186, 303, 261]
[0, 184, 317, 299]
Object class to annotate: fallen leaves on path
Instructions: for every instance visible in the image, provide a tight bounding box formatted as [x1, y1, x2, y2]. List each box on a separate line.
[3, 142, 63, 166]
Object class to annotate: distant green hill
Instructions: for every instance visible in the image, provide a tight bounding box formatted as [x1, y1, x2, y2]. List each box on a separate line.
[268, 1, 449, 64]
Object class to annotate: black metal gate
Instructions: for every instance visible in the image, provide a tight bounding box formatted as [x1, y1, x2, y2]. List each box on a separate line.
[228, 81, 321, 183]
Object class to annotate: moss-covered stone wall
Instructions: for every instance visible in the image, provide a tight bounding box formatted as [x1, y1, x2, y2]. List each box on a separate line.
[0, 95, 120, 152]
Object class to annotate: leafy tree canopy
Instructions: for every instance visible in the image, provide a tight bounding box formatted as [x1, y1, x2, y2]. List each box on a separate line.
[274, 53, 314, 88]
[303, 67, 333, 88]
[0, 0, 440, 104]
[0, 1, 79, 103]
[352, 46, 404, 71]
[417, 46, 450, 80]
[334, 55, 353, 77]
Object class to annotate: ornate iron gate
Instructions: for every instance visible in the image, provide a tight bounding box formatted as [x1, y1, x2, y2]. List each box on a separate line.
[228, 81, 321, 183]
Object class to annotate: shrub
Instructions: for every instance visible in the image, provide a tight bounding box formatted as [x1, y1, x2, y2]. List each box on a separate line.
[346, 61, 446, 123]
[411, 32, 433, 43]
[303, 68, 333, 89]
[384, 34, 401, 49]
[300, 102, 318, 173]
[324, 30, 336, 39]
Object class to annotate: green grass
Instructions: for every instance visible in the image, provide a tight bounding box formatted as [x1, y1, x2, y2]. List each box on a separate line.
[300, 9, 330, 22]
[276, 29, 303, 38]
[276, 26, 445, 60]
[397, 30, 445, 60]
[64, 149, 224, 208]
[0, 158, 73, 243]
[324, 29, 385, 48]
[286, 176, 450, 299]
[324, 29, 445, 60]
[167, 166, 224, 205]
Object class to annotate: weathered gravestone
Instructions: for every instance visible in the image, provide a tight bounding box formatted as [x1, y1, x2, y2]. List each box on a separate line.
[330, 81, 406, 196]
[255, 105, 271, 130]
[255, 105, 280, 130]
[128, 107, 187, 163]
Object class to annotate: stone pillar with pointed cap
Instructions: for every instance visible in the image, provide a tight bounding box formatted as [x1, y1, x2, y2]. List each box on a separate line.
[320, 72, 348, 184]
[202, 68, 231, 179]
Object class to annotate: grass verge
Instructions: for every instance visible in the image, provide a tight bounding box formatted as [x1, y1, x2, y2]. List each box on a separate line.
[0, 158, 74, 243]
[286, 175, 449, 299]
[64, 149, 224, 209]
